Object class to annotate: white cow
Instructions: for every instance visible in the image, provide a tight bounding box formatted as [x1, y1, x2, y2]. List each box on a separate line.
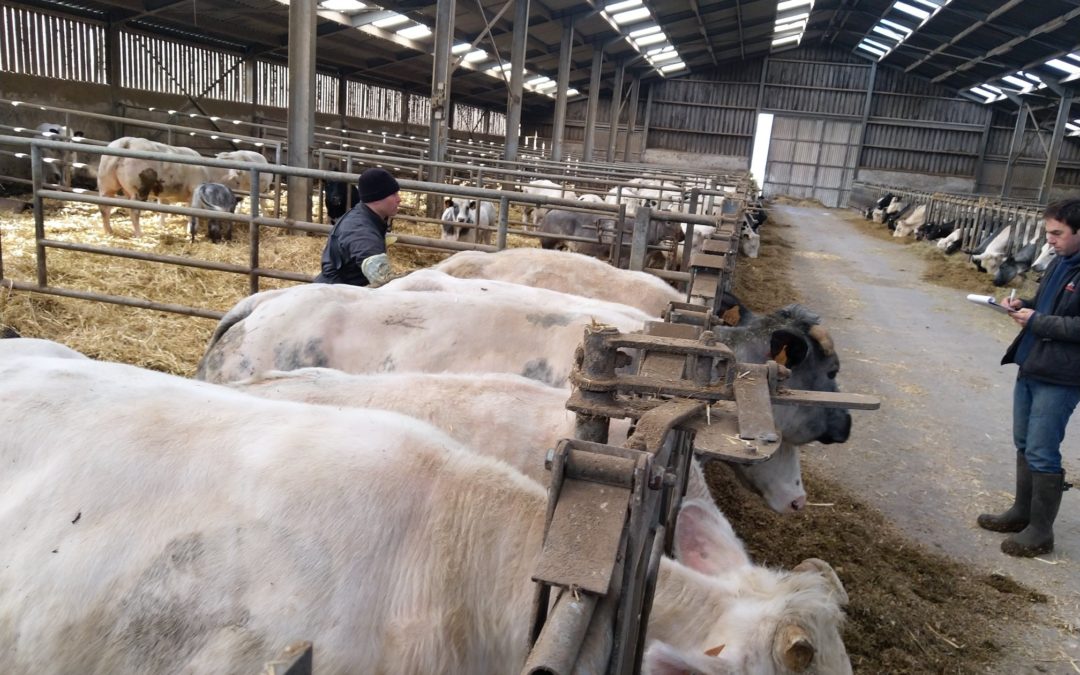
[196, 279, 650, 385]
[432, 248, 681, 317]
[520, 178, 576, 225]
[230, 368, 630, 482]
[892, 204, 927, 238]
[972, 224, 1041, 278]
[228, 368, 808, 514]
[0, 337, 88, 360]
[97, 136, 209, 237]
[0, 355, 852, 675]
[206, 150, 272, 203]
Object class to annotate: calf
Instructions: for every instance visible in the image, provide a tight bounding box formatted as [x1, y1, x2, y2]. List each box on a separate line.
[864, 193, 894, 220]
[322, 180, 359, 223]
[937, 228, 963, 254]
[188, 182, 238, 243]
[196, 276, 650, 386]
[440, 197, 495, 244]
[97, 136, 209, 237]
[0, 355, 852, 675]
[432, 247, 681, 316]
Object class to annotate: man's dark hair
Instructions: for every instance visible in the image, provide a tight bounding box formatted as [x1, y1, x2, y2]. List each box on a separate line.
[1043, 199, 1080, 233]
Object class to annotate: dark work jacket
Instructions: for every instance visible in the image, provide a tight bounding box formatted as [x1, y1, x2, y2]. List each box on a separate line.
[1002, 255, 1080, 386]
[315, 203, 388, 286]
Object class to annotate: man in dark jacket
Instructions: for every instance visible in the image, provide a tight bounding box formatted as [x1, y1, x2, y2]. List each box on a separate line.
[315, 167, 401, 286]
[978, 198, 1080, 557]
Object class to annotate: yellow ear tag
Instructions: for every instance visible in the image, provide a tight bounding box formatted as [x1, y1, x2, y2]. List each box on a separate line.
[385, 235, 398, 246]
[720, 305, 741, 326]
[773, 345, 788, 366]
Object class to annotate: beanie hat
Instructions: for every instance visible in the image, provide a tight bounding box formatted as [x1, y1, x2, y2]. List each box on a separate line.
[358, 168, 400, 203]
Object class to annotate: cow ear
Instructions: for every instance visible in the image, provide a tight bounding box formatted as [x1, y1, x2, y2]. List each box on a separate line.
[643, 641, 724, 675]
[793, 558, 849, 606]
[468, 200, 478, 209]
[673, 499, 751, 576]
[770, 329, 809, 368]
[444, 198, 454, 208]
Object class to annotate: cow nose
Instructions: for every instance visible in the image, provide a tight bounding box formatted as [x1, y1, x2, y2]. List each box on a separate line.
[791, 495, 807, 512]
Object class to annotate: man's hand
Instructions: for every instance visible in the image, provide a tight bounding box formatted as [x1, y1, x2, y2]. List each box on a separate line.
[1001, 296, 1024, 311]
[1010, 308, 1035, 327]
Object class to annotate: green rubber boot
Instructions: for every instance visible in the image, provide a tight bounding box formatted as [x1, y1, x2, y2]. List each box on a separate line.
[1002, 471, 1065, 558]
[977, 454, 1031, 533]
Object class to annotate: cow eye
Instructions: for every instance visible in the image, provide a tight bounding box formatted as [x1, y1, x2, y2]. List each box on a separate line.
[827, 369, 838, 379]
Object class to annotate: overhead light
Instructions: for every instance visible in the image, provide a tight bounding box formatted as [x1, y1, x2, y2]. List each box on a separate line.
[373, 14, 409, 29]
[606, 0, 642, 12]
[319, 0, 366, 10]
[772, 34, 801, 47]
[777, 0, 812, 9]
[660, 61, 686, 73]
[452, 43, 471, 53]
[880, 18, 913, 35]
[856, 42, 886, 57]
[650, 50, 680, 63]
[634, 33, 667, 46]
[463, 50, 487, 62]
[894, 1, 929, 20]
[630, 25, 661, 37]
[612, 7, 651, 24]
[398, 24, 431, 40]
[872, 25, 906, 42]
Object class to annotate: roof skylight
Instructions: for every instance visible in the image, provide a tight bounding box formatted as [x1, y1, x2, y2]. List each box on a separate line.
[855, 0, 951, 61]
[771, 0, 815, 49]
[599, 0, 686, 76]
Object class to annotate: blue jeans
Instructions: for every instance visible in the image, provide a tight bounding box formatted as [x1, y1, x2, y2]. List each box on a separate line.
[1013, 375, 1080, 473]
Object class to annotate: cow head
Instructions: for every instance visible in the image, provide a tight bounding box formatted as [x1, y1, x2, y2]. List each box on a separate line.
[716, 304, 851, 446]
[441, 198, 470, 241]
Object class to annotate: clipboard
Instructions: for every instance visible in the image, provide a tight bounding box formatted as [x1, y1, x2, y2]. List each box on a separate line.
[966, 294, 1013, 314]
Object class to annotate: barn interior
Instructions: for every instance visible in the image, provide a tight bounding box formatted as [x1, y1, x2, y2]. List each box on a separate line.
[2, 0, 1080, 672]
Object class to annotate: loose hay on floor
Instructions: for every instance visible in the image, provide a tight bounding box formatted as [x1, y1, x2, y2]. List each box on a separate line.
[0, 191, 536, 375]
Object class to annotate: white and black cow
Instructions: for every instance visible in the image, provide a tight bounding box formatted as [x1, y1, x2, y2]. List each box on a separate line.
[519, 178, 575, 225]
[189, 182, 239, 243]
[440, 197, 495, 244]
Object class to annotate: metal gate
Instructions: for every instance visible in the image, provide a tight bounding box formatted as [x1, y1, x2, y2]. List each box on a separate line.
[763, 116, 859, 208]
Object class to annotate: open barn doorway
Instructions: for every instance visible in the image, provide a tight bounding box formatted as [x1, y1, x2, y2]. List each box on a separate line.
[761, 116, 859, 207]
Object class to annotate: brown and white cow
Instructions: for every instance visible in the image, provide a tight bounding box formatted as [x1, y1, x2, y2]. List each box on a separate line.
[0, 354, 852, 674]
[97, 136, 209, 237]
[432, 248, 681, 317]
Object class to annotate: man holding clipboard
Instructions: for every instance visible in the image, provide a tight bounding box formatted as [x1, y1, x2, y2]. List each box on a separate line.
[978, 199, 1080, 557]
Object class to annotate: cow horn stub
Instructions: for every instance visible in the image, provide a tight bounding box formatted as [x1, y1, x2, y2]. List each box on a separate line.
[775, 623, 815, 672]
[807, 324, 834, 356]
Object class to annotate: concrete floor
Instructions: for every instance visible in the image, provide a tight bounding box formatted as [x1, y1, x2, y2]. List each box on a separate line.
[775, 204, 1080, 671]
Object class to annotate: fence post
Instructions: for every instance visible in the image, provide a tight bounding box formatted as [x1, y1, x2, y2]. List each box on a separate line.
[31, 144, 47, 287]
[497, 196, 509, 250]
[249, 166, 262, 295]
[629, 206, 652, 271]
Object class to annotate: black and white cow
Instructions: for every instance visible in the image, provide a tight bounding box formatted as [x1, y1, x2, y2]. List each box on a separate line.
[189, 183, 238, 243]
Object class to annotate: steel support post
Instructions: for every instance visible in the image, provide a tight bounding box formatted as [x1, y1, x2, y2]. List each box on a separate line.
[1038, 92, 1073, 204]
[428, 0, 455, 205]
[623, 74, 640, 162]
[286, 0, 316, 224]
[606, 60, 625, 162]
[550, 18, 574, 162]
[503, 0, 530, 161]
[583, 47, 603, 162]
[1001, 99, 1027, 199]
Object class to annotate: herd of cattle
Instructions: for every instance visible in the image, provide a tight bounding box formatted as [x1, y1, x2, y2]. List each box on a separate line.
[26, 123, 764, 272]
[1, 245, 856, 673]
[864, 192, 1055, 286]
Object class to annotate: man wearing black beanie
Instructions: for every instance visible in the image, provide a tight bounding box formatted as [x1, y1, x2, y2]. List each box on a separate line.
[315, 167, 401, 286]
